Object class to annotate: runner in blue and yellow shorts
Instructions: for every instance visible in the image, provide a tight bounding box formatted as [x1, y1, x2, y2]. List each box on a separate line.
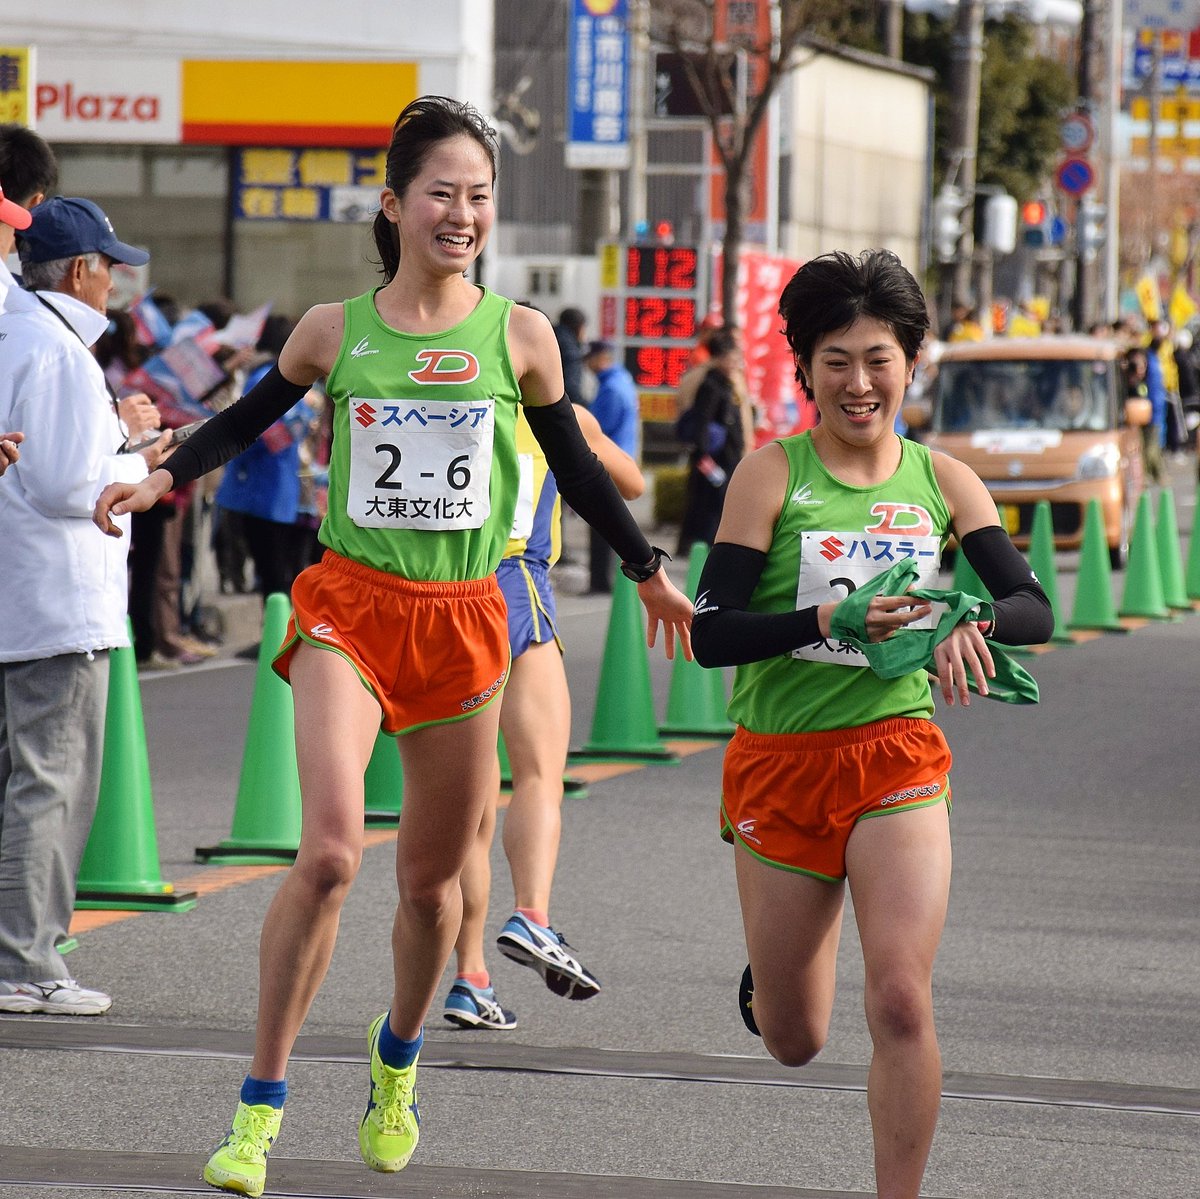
[691, 250, 1052, 1199]
[444, 403, 644, 1030]
[94, 97, 693, 1199]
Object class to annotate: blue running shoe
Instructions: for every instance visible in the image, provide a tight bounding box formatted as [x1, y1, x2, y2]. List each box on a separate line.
[443, 980, 517, 1030]
[739, 963, 761, 1036]
[496, 912, 600, 1000]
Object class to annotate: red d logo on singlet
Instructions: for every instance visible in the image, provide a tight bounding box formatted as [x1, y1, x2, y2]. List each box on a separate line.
[865, 503, 934, 537]
[408, 349, 481, 385]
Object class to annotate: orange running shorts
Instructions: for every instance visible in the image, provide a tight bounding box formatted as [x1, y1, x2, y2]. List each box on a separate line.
[274, 550, 510, 735]
[720, 717, 952, 882]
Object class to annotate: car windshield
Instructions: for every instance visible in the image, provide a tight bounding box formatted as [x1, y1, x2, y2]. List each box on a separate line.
[933, 358, 1113, 433]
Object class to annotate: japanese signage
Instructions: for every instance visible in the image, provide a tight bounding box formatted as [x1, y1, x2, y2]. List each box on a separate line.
[566, 0, 631, 170]
[348, 396, 494, 531]
[234, 148, 386, 223]
[1127, 26, 1200, 91]
[726, 251, 814, 447]
[709, 0, 772, 246]
[0, 46, 34, 126]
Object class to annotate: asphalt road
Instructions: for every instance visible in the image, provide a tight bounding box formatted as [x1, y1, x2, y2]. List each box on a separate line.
[1, 468, 1198, 1198]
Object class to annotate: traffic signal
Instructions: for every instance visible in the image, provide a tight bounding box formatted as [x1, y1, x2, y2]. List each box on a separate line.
[982, 193, 1018, 255]
[932, 185, 966, 263]
[1079, 199, 1106, 252]
[1021, 200, 1049, 247]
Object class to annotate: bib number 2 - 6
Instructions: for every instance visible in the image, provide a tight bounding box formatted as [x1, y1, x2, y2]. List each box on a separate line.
[348, 396, 495, 531]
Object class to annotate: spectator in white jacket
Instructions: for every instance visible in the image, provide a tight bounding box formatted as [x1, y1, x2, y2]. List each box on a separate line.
[0, 197, 170, 1016]
[1, 124, 59, 471]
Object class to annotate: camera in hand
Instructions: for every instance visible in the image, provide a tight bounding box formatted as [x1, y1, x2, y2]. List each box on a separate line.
[123, 419, 206, 455]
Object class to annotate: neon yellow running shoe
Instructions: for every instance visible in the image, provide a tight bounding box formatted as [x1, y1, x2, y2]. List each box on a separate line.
[202, 1101, 283, 1197]
[358, 1012, 420, 1172]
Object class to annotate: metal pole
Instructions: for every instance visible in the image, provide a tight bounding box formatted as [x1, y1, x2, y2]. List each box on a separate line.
[948, 0, 984, 310]
[626, 0, 650, 239]
[1102, 0, 1121, 319]
[1072, 0, 1098, 330]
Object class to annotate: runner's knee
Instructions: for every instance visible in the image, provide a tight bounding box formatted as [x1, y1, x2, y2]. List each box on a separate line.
[864, 973, 934, 1046]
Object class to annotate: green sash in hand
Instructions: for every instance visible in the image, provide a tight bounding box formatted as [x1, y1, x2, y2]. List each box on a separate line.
[828, 559, 1039, 704]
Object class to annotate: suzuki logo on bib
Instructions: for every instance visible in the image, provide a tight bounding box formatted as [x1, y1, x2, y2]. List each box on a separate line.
[409, 349, 480, 385]
[865, 503, 933, 537]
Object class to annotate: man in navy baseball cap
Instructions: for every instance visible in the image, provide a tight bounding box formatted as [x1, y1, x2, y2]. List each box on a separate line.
[17, 196, 148, 266]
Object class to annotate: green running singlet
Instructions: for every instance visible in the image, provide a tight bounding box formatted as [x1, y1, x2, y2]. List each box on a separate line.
[728, 433, 952, 734]
[321, 286, 523, 581]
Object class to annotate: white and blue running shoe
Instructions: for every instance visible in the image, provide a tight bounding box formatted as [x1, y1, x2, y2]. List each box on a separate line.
[496, 912, 601, 1001]
[442, 980, 517, 1030]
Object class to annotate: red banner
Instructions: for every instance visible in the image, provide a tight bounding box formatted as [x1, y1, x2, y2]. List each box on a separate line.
[718, 250, 814, 446]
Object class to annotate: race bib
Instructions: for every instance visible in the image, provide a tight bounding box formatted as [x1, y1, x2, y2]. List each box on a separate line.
[791, 530, 942, 666]
[347, 396, 494, 531]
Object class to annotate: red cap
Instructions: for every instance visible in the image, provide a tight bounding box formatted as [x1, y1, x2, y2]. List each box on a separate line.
[0, 182, 33, 231]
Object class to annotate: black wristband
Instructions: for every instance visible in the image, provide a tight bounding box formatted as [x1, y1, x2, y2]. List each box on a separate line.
[620, 546, 670, 583]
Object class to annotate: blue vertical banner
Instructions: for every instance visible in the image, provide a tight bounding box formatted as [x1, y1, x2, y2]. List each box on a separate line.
[566, 0, 631, 170]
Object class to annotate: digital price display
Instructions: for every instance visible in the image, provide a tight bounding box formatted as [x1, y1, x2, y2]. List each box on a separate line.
[624, 295, 697, 340]
[598, 242, 705, 410]
[624, 245, 699, 291]
[624, 345, 693, 390]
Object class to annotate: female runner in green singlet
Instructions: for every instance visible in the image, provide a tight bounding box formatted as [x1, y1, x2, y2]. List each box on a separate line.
[691, 250, 1051, 1199]
[94, 97, 692, 1197]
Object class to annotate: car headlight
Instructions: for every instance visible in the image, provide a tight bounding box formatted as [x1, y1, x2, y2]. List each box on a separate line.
[1077, 443, 1120, 480]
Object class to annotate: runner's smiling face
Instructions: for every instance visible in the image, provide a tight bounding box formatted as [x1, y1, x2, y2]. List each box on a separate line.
[381, 135, 496, 275]
[804, 316, 915, 447]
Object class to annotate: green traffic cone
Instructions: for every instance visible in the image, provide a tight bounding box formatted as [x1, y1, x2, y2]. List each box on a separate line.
[196, 592, 302, 863]
[1187, 484, 1200, 601]
[1155, 488, 1190, 610]
[1068, 499, 1125, 632]
[571, 574, 679, 764]
[1118, 492, 1170, 619]
[1028, 501, 1073, 643]
[76, 633, 198, 911]
[364, 729, 403, 826]
[660, 542, 732, 738]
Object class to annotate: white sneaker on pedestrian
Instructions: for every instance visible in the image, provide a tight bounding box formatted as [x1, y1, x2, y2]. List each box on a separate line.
[0, 978, 112, 1015]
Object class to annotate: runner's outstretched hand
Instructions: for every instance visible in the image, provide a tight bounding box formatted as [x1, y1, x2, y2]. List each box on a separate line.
[637, 570, 694, 661]
[93, 467, 174, 538]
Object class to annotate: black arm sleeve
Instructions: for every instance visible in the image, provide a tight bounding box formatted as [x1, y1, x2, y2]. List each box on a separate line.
[162, 365, 311, 489]
[959, 525, 1055, 646]
[691, 541, 822, 668]
[522, 396, 653, 566]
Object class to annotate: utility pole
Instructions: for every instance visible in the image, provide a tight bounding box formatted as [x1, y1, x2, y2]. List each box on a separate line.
[1071, 0, 1099, 330]
[938, 0, 984, 330]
